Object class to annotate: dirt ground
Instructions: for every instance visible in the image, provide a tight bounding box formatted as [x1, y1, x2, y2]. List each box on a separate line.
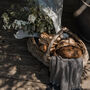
[0, 29, 90, 90]
[0, 29, 49, 90]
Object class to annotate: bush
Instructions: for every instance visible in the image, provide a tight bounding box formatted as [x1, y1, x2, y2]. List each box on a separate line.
[1, 0, 55, 34]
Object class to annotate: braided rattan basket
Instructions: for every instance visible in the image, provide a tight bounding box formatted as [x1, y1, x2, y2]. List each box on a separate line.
[27, 28, 89, 67]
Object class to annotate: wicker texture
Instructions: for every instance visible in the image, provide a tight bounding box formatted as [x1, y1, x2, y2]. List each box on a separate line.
[27, 28, 89, 67]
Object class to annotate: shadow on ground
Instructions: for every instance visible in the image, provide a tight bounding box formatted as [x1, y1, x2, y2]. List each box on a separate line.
[0, 30, 49, 90]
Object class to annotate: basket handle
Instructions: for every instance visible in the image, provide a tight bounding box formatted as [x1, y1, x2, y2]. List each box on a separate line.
[74, 0, 90, 16]
[81, 0, 90, 7]
[45, 27, 69, 59]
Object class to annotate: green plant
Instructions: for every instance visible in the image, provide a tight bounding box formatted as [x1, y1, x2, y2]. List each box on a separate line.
[1, 0, 55, 34]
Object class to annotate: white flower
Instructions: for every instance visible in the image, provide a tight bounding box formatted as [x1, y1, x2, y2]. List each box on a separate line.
[24, 7, 29, 11]
[13, 20, 29, 29]
[28, 14, 36, 23]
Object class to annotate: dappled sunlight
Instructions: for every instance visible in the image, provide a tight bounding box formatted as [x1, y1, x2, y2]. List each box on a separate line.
[0, 30, 49, 90]
[0, 29, 90, 90]
[8, 66, 17, 76]
[2, 45, 10, 49]
[0, 53, 49, 90]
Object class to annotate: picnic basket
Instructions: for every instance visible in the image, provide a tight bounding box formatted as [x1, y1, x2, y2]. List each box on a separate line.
[27, 28, 89, 67]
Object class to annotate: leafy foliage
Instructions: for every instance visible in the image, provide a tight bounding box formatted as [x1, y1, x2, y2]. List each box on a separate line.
[1, 0, 55, 34]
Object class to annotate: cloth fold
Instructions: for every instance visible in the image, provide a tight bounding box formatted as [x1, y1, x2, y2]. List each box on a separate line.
[47, 56, 83, 90]
[37, 0, 63, 33]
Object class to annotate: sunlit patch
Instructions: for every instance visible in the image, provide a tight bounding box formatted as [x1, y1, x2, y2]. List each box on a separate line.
[0, 36, 2, 39]
[3, 45, 9, 49]
[8, 66, 17, 76]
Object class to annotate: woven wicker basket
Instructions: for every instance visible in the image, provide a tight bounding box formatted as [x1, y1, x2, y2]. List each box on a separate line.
[27, 28, 89, 67]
